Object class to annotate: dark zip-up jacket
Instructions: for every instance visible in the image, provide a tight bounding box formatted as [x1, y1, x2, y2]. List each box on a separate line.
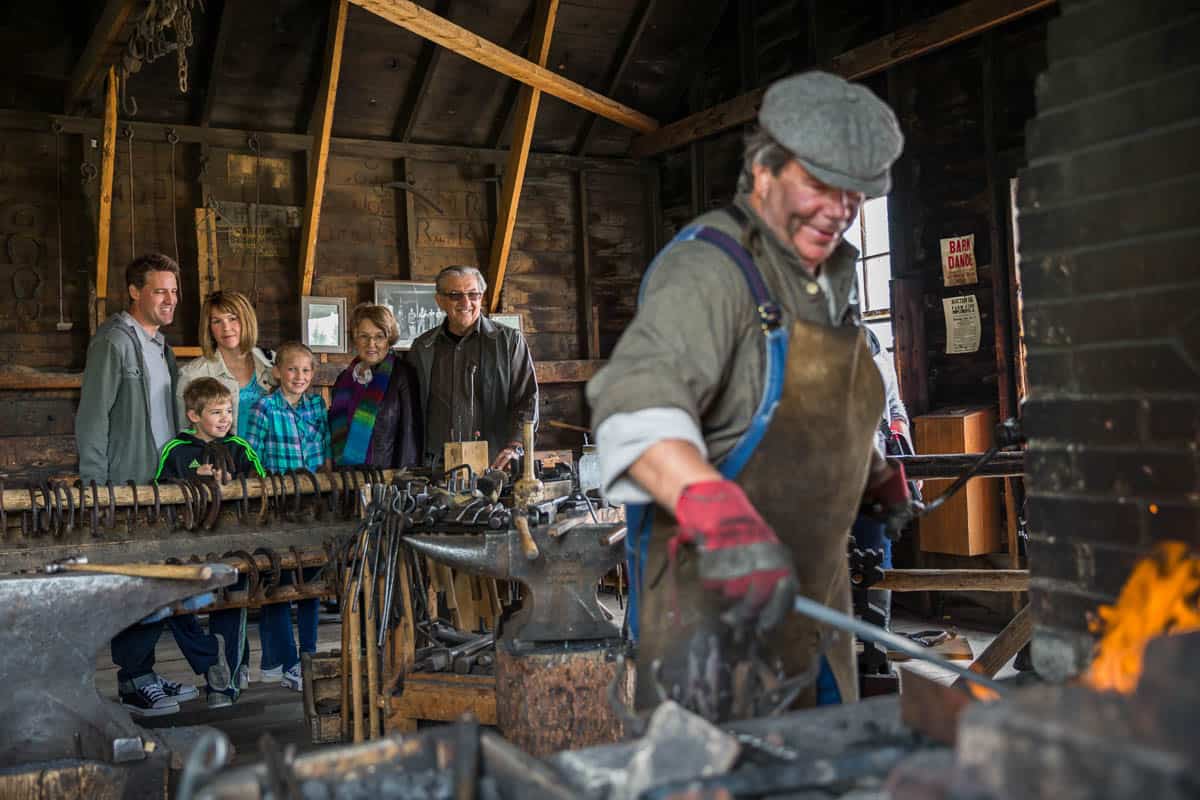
[154, 430, 266, 481]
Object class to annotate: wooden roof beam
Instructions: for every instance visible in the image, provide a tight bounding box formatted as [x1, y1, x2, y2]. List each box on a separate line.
[64, 0, 142, 113]
[299, 0, 350, 297]
[393, 0, 451, 142]
[349, 0, 658, 134]
[485, 0, 559, 313]
[630, 0, 1056, 157]
[573, 0, 657, 156]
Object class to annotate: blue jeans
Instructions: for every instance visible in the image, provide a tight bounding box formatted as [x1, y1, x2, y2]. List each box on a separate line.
[111, 608, 245, 686]
[259, 567, 321, 671]
[852, 515, 893, 569]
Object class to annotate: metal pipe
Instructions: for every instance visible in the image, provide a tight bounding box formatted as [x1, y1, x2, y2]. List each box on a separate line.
[790, 593, 1006, 695]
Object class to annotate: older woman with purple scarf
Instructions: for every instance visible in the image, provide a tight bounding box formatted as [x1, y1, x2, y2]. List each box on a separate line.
[329, 304, 422, 468]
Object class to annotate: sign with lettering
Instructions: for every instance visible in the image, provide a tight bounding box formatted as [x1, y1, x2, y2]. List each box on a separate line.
[943, 294, 982, 354]
[940, 234, 977, 286]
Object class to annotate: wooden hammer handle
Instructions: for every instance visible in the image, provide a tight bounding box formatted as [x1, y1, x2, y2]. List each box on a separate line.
[513, 516, 540, 561]
[63, 563, 214, 581]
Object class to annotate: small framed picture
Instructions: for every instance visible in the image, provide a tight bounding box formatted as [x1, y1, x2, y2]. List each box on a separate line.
[301, 296, 347, 354]
[490, 313, 524, 333]
[375, 280, 445, 350]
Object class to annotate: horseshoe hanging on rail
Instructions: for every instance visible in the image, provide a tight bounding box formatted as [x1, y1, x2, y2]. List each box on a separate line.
[45, 482, 62, 537]
[103, 481, 117, 530]
[299, 468, 323, 520]
[255, 474, 271, 526]
[88, 480, 100, 538]
[255, 546, 282, 600]
[125, 480, 140, 532]
[62, 480, 75, 532]
[236, 473, 250, 524]
[198, 475, 222, 530]
[150, 480, 162, 525]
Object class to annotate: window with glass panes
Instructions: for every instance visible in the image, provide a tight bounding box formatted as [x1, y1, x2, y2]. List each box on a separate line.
[844, 196, 893, 354]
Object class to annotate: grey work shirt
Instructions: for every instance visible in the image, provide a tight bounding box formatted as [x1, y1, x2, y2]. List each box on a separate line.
[121, 312, 175, 452]
[587, 194, 861, 503]
[425, 320, 489, 455]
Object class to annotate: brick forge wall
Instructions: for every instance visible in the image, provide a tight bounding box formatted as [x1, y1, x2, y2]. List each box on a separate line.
[1018, 0, 1200, 680]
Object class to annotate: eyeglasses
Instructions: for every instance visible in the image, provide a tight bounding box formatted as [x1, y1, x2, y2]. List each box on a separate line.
[438, 290, 483, 302]
[354, 333, 388, 345]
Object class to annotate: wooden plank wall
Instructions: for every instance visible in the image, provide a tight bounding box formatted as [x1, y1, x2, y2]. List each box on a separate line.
[0, 134, 650, 472]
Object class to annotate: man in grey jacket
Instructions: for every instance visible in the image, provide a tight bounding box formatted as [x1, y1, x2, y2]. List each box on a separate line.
[408, 266, 538, 471]
[76, 253, 207, 718]
[77, 253, 181, 484]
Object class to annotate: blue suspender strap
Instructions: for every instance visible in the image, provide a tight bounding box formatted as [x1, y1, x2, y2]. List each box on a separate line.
[624, 218, 790, 642]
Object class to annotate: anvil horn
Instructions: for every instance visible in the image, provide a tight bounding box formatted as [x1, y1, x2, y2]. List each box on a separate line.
[403, 533, 512, 579]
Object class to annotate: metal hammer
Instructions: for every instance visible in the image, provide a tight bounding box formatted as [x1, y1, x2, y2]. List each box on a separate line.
[45, 556, 214, 581]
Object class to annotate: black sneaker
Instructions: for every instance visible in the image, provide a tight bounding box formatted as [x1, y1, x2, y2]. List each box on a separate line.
[155, 674, 200, 703]
[120, 680, 180, 718]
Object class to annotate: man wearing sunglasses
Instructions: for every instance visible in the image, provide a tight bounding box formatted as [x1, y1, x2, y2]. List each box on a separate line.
[408, 265, 538, 471]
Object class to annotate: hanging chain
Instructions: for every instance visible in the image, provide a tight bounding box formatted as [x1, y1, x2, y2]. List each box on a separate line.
[248, 134, 261, 305]
[52, 122, 69, 328]
[117, 0, 206, 117]
[167, 128, 180, 266]
[124, 127, 136, 255]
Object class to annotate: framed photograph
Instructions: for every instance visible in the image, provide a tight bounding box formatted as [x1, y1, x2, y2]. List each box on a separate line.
[375, 280, 445, 349]
[490, 313, 523, 334]
[301, 296, 347, 354]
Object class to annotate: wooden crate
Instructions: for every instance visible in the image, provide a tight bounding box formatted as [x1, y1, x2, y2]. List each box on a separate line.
[385, 672, 496, 733]
[301, 650, 356, 745]
[914, 407, 1002, 556]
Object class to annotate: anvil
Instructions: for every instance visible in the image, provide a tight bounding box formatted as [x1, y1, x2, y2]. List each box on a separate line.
[0, 565, 236, 768]
[405, 522, 624, 644]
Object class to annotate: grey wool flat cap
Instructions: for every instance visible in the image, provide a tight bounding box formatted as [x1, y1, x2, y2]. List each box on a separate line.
[758, 71, 903, 197]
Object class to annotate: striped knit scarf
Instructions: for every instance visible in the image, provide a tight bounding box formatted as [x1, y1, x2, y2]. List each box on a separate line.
[330, 353, 395, 466]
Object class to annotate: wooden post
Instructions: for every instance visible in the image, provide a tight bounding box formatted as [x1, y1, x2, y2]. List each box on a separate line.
[348, 571, 364, 743]
[485, 0, 560, 313]
[299, 0, 350, 297]
[64, 0, 141, 113]
[349, 0, 657, 135]
[194, 207, 220, 306]
[952, 603, 1032, 686]
[95, 67, 118, 323]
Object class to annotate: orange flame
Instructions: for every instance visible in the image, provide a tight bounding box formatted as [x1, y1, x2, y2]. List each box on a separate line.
[1083, 541, 1200, 694]
[965, 681, 1000, 702]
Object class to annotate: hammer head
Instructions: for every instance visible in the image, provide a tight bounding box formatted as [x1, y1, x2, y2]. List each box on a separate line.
[43, 555, 88, 573]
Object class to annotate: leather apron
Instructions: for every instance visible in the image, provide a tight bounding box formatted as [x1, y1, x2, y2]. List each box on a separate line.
[633, 320, 884, 717]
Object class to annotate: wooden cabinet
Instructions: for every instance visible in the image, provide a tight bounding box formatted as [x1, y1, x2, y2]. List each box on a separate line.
[914, 407, 1002, 556]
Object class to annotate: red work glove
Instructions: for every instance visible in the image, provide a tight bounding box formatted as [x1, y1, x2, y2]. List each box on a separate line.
[863, 459, 920, 539]
[672, 480, 798, 633]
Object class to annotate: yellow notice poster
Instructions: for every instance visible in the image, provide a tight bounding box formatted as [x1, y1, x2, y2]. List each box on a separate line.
[940, 234, 977, 286]
[943, 295, 981, 354]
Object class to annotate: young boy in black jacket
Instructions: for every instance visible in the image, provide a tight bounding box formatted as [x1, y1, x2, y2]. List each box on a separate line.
[152, 378, 265, 708]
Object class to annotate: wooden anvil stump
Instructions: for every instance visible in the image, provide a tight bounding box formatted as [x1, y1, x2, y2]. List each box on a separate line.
[495, 638, 632, 756]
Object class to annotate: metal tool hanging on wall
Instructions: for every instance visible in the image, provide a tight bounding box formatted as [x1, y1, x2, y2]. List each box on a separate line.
[123, 126, 136, 255]
[116, 0, 207, 116]
[51, 122, 71, 331]
[167, 128, 180, 266]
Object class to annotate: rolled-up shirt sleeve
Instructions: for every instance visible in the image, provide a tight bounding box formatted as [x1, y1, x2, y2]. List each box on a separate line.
[595, 407, 708, 505]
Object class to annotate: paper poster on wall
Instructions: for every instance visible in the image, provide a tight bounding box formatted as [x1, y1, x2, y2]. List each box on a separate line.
[943, 295, 981, 354]
[940, 234, 977, 286]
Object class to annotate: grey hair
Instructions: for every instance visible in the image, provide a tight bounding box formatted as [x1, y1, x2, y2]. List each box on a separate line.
[736, 127, 795, 194]
[435, 265, 488, 294]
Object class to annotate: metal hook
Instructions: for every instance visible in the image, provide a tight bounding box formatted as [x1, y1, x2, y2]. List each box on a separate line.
[166, 127, 180, 145]
[46, 482, 62, 537]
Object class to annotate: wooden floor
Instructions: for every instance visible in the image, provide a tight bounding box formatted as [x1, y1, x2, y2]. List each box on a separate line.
[93, 609, 344, 763]
[90, 605, 1018, 766]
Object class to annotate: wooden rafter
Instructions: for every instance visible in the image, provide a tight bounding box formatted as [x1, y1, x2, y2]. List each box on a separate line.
[485, 0, 559, 313]
[199, 0, 235, 128]
[94, 68, 119, 323]
[299, 0, 350, 297]
[630, 0, 1056, 157]
[487, 0, 538, 147]
[349, 0, 658, 134]
[573, 0, 657, 156]
[64, 0, 141, 113]
[393, 0, 452, 142]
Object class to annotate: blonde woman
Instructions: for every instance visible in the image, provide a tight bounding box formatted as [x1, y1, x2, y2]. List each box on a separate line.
[177, 290, 275, 439]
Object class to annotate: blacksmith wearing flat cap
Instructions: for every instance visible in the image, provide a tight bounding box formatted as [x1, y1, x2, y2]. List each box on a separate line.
[587, 71, 914, 721]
